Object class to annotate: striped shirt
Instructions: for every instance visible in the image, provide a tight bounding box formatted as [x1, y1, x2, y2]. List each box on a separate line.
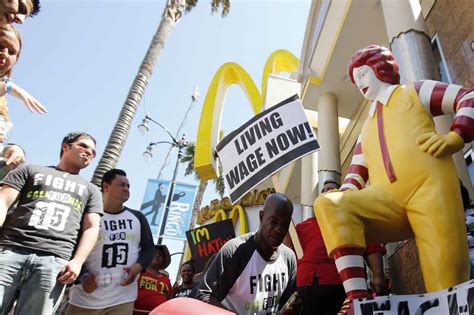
[341, 81, 473, 191]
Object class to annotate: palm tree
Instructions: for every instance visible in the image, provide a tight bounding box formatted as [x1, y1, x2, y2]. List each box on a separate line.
[91, 0, 231, 186]
[180, 141, 225, 229]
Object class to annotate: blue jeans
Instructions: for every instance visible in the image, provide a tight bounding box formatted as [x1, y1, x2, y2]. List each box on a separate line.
[0, 246, 67, 315]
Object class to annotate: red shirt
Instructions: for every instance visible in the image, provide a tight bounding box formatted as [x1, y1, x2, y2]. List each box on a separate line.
[134, 271, 172, 314]
[296, 217, 341, 286]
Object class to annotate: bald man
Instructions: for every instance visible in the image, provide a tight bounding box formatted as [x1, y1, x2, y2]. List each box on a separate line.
[192, 193, 298, 315]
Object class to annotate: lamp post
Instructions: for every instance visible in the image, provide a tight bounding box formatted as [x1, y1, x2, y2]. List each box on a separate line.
[138, 115, 187, 245]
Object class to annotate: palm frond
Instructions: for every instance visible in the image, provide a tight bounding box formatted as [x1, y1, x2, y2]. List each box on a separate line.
[180, 142, 196, 177]
[213, 161, 226, 197]
[211, 0, 230, 17]
[185, 0, 197, 13]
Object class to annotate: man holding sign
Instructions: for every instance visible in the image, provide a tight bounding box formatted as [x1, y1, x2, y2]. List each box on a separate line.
[192, 193, 300, 314]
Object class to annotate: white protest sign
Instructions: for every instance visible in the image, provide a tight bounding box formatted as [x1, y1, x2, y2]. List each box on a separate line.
[216, 94, 319, 203]
[354, 279, 474, 315]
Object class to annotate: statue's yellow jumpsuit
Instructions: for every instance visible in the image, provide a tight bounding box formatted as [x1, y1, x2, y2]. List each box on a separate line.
[315, 82, 473, 292]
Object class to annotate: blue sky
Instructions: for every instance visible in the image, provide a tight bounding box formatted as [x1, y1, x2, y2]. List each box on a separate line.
[11, 0, 310, 280]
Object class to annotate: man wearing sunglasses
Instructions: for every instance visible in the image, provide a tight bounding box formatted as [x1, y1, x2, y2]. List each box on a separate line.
[0, 131, 103, 314]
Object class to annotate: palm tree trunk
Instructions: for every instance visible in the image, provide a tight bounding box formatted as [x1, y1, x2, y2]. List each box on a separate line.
[91, 0, 187, 186]
[188, 179, 208, 229]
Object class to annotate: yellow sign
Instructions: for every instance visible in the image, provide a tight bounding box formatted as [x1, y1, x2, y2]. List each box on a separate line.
[212, 205, 248, 235]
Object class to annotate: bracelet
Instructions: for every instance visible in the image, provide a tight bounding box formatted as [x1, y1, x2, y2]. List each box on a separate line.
[3, 78, 11, 94]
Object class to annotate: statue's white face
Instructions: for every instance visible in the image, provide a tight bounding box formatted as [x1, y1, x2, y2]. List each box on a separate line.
[352, 65, 388, 101]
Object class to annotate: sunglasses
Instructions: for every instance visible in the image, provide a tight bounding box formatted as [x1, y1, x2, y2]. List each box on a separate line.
[69, 142, 96, 158]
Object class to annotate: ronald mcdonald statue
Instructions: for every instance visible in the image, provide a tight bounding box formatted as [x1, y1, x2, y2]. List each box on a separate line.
[315, 45, 473, 312]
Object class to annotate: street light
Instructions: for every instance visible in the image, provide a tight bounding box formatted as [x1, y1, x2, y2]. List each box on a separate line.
[139, 114, 187, 245]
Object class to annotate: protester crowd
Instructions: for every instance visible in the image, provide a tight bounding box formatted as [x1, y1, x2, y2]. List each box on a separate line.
[0, 1, 472, 315]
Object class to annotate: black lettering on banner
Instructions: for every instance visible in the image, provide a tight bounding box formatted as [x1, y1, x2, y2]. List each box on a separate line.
[304, 122, 314, 137]
[244, 128, 257, 150]
[360, 302, 374, 315]
[265, 139, 279, 159]
[286, 123, 308, 145]
[259, 117, 273, 136]
[467, 287, 474, 314]
[101, 242, 129, 268]
[246, 151, 259, 173]
[225, 147, 267, 189]
[415, 299, 439, 315]
[447, 293, 459, 315]
[233, 113, 284, 155]
[226, 169, 240, 189]
[270, 112, 283, 129]
[397, 301, 410, 315]
[359, 300, 391, 315]
[276, 133, 290, 151]
[235, 139, 244, 155]
[238, 162, 249, 180]
[263, 122, 313, 160]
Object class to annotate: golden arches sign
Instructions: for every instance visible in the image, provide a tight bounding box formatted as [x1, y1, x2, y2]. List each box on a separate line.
[195, 50, 299, 181]
[212, 205, 248, 235]
[213, 209, 227, 222]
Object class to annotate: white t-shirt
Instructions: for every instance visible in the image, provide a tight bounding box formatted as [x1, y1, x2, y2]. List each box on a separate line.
[69, 208, 153, 309]
[193, 232, 296, 315]
[222, 250, 290, 314]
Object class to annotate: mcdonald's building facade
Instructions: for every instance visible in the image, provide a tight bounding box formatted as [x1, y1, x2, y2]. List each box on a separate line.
[192, 0, 473, 293]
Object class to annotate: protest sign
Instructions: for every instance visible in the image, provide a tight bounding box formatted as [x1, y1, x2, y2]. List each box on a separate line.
[217, 94, 319, 203]
[354, 279, 474, 315]
[186, 219, 236, 273]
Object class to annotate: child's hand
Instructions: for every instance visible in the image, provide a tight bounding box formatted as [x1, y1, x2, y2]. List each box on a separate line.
[10, 83, 48, 114]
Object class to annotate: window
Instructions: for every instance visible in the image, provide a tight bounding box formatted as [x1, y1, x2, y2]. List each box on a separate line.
[431, 34, 452, 84]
